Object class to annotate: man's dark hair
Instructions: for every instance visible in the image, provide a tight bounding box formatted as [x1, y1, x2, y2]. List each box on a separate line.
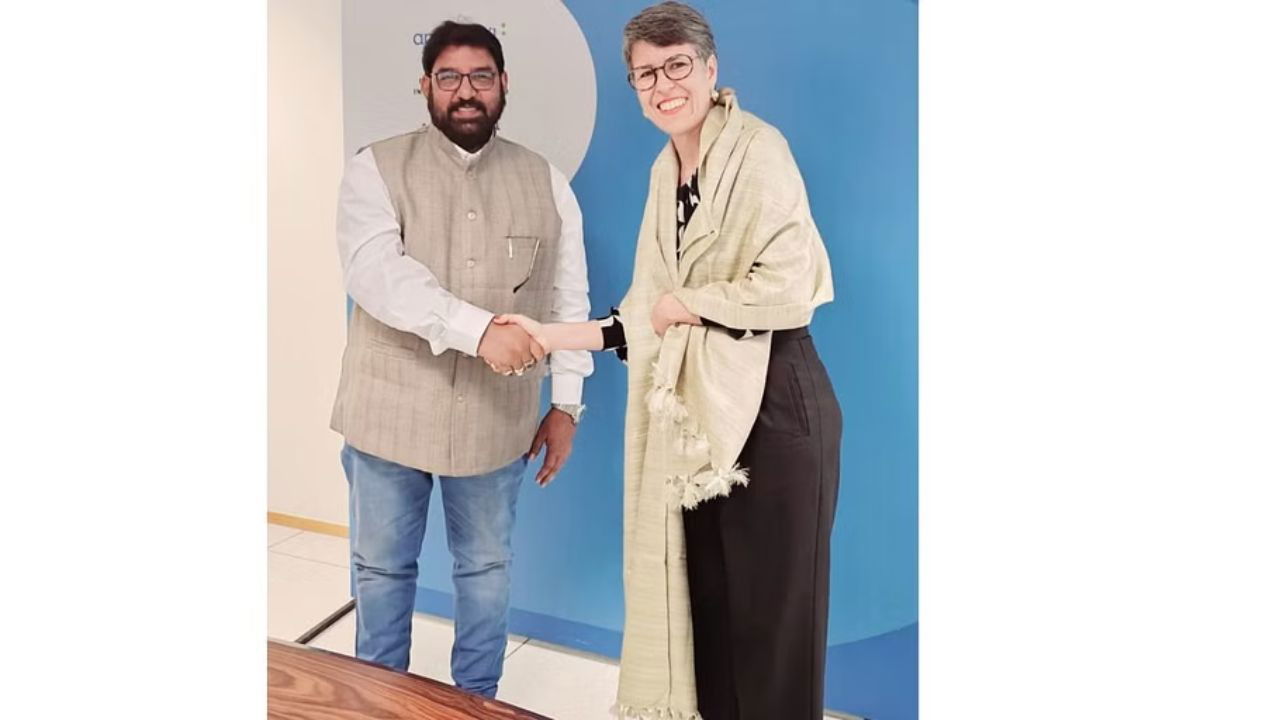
[421, 21, 505, 76]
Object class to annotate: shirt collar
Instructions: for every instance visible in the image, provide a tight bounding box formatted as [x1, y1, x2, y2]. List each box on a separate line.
[454, 142, 481, 164]
[425, 123, 495, 169]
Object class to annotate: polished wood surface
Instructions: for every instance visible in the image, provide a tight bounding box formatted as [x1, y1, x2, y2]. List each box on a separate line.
[268, 640, 552, 719]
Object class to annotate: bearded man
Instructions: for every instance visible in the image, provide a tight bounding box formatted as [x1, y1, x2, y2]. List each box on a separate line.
[328, 20, 592, 698]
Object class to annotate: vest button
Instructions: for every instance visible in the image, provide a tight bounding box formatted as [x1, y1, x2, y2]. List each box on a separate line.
[466, 259, 476, 268]
[466, 210, 477, 220]
[456, 395, 464, 403]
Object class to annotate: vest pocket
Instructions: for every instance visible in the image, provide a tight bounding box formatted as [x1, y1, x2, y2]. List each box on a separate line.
[504, 233, 541, 292]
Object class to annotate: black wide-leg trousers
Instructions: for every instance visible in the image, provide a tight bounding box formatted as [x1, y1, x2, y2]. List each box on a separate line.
[682, 328, 843, 720]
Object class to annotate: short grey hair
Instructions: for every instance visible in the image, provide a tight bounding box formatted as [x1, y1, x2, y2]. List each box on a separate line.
[622, 1, 717, 67]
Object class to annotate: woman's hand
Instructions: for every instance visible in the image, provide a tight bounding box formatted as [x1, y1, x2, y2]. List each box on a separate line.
[494, 314, 552, 354]
[483, 314, 551, 376]
[650, 293, 701, 337]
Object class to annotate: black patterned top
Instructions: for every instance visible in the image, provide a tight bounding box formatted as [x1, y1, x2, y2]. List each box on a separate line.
[675, 170, 701, 260]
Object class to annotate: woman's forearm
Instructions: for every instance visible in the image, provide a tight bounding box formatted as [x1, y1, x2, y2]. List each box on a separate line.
[543, 321, 606, 352]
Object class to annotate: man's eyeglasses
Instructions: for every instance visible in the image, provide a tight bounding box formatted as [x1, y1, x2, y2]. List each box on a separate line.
[509, 236, 541, 294]
[627, 53, 695, 91]
[433, 69, 498, 92]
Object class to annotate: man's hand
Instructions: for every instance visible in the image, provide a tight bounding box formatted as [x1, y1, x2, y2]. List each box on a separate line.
[651, 292, 701, 337]
[494, 314, 552, 354]
[478, 320, 545, 375]
[528, 408, 577, 487]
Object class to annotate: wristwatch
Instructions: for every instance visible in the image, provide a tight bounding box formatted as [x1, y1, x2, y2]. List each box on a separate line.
[551, 403, 586, 425]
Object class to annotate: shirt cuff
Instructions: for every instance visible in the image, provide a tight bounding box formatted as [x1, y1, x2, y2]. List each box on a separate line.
[551, 372, 584, 405]
[448, 302, 495, 357]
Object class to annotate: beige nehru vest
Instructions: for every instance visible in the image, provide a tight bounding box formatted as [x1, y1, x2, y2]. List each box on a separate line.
[330, 125, 561, 476]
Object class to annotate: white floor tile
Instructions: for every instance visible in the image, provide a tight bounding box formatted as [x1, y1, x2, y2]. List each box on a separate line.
[267, 523, 302, 548]
[267, 552, 351, 642]
[406, 613, 459, 682]
[272, 530, 350, 568]
[307, 609, 356, 655]
[497, 640, 620, 720]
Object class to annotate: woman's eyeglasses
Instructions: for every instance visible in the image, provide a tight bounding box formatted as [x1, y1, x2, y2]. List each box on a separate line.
[626, 54, 695, 91]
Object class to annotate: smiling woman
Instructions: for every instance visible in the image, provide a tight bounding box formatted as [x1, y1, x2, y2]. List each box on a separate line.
[611, 4, 844, 717]
[627, 43, 714, 185]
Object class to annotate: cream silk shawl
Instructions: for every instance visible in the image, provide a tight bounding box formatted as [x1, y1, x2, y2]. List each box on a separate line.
[614, 90, 834, 719]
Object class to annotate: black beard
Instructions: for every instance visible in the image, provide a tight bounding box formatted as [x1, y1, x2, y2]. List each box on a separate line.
[428, 92, 506, 153]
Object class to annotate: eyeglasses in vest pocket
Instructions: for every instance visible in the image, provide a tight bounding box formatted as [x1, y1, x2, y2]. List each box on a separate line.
[507, 235, 541, 294]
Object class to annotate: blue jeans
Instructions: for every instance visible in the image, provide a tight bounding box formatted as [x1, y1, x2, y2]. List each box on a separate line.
[341, 443, 526, 698]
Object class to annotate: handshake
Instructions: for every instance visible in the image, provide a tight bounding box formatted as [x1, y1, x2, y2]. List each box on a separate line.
[477, 314, 551, 376]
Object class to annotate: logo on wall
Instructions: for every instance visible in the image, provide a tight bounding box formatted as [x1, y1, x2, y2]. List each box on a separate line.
[342, 0, 597, 179]
[412, 22, 504, 57]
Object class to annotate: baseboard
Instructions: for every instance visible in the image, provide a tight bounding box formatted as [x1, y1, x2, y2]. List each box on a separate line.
[268, 511, 349, 538]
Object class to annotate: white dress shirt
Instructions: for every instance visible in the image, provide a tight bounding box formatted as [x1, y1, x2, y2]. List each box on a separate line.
[336, 140, 593, 405]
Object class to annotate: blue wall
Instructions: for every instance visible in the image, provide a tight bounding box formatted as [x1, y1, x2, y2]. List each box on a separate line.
[410, 2, 917, 716]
